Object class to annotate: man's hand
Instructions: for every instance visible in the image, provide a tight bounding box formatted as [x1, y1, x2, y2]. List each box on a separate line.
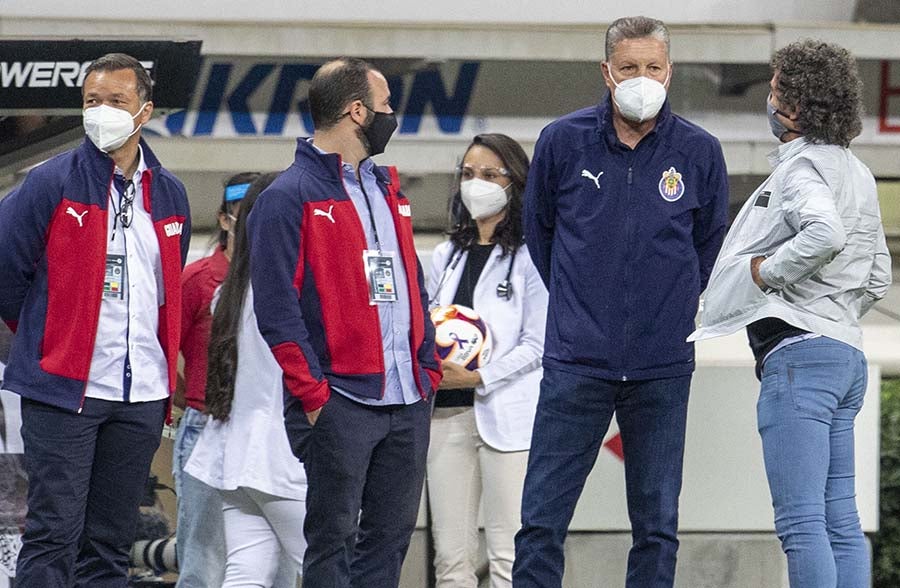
[438, 361, 482, 390]
[306, 407, 322, 426]
[750, 256, 769, 290]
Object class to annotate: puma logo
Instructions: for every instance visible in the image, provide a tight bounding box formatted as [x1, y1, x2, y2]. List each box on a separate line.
[313, 205, 335, 224]
[66, 206, 88, 227]
[581, 169, 604, 190]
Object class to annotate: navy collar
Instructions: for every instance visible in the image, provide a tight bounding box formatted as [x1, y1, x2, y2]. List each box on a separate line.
[596, 92, 671, 150]
[293, 138, 389, 184]
[80, 136, 162, 187]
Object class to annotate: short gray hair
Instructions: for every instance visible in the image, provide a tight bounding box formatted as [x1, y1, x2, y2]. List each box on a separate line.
[605, 16, 670, 61]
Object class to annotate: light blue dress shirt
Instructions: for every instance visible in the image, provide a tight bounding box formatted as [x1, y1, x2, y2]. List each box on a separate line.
[312, 142, 421, 406]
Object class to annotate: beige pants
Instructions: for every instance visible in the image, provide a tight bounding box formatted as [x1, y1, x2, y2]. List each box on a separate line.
[426, 406, 529, 588]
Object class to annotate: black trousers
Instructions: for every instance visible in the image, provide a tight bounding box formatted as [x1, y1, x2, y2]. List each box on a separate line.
[289, 392, 432, 588]
[15, 396, 166, 588]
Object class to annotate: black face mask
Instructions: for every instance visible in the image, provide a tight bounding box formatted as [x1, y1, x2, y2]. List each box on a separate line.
[359, 107, 398, 156]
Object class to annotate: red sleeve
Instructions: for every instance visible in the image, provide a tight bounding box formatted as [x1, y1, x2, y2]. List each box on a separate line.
[180, 267, 205, 351]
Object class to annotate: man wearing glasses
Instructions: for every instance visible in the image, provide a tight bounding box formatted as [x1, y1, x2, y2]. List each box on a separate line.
[0, 53, 191, 587]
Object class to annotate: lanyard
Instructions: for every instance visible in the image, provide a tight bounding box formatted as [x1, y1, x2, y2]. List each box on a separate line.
[357, 170, 382, 252]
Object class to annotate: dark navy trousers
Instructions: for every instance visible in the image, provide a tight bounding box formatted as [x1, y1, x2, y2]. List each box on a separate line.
[286, 391, 432, 588]
[15, 396, 166, 588]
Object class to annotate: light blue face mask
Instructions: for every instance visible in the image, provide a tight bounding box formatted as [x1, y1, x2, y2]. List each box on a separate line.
[767, 93, 802, 141]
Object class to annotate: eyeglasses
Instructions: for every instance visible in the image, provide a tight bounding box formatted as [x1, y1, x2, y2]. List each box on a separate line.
[111, 179, 135, 239]
[457, 164, 510, 182]
[119, 180, 136, 229]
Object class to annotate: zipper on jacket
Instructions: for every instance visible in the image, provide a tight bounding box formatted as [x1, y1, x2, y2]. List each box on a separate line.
[78, 381, 88, 413]
[622, 159, 635, 381]
[383, 187, 432, 401]
[79, 160, 119, 413]
[388, 195, 431, 401]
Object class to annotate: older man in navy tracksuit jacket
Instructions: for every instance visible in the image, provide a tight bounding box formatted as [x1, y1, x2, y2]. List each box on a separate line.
[513, 17, 729, 588]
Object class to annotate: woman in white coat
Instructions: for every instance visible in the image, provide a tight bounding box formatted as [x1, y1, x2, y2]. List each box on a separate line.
[427, 134, 548, 588]
[186, 172, 307, 588]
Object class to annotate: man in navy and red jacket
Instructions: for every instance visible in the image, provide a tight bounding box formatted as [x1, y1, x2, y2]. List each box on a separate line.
[247, 57, 440, 588]
[0, 53, 191, 587]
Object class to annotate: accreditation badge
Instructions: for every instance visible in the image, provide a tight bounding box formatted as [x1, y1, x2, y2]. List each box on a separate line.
[364, 250, 399, 304]
[103, 254, 127, 300]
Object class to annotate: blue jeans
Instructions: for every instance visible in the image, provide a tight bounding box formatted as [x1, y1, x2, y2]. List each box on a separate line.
[16, 397, 166, 588]
[513, 368, 690, 588]
[757, 337, 870, 588]
[173, 407, 225, 588]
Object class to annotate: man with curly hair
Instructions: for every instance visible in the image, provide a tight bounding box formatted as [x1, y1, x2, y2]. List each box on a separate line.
[690, 40, 892, 587]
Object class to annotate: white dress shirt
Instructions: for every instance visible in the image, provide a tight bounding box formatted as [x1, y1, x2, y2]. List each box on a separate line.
[85, 147, 168, 403]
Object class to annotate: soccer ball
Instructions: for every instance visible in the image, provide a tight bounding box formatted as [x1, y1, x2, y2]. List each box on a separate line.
[430, 304, 492, 370]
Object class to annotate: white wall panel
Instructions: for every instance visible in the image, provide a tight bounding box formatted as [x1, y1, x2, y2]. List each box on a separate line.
[0, 0, 858, 25]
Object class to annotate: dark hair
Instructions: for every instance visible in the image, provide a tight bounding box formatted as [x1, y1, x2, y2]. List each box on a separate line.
[205, 171, 280, 421]
[83, 53, 153, 102]
[308, 57, 375, 132]
[605, 16, 670, 61]
[217, 172, 261, 250]
[446, 134, 529, 257]
[772, 40, 863, 148]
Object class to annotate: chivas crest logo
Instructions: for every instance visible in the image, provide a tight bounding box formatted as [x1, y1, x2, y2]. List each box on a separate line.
[658, 167, 685, 202]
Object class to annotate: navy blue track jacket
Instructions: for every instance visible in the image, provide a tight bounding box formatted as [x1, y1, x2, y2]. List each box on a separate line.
[247, 140, 441, 414]
[524, 95, 729, 381]
[0, 138, 191, 413]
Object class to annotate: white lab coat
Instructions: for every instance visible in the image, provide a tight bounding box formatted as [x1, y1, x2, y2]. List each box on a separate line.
[429, 241, 548, 452]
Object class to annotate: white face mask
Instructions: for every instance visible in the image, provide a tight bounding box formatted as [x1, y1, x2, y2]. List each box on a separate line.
[460, 178, 510, 220]
[83, 102, 147, 153]
[609, 68, 670, 123]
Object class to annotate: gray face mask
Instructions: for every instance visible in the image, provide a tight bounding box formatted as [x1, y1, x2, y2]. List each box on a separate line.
[767, 94, 801, 141]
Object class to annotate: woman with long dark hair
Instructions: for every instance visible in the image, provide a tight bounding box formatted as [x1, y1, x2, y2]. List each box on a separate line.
[185, 172, 307, 588]
[174, 171, 259, 588]
[426, 134, 548, 587]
